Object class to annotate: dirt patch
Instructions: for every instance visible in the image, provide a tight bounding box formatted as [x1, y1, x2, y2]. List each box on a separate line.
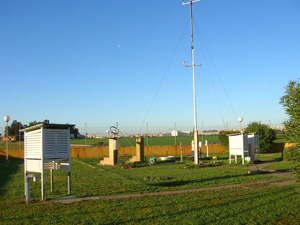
[243, 183, 268, 189]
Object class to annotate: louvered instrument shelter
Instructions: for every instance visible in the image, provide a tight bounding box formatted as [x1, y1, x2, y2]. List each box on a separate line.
[20, 123, 75, 200]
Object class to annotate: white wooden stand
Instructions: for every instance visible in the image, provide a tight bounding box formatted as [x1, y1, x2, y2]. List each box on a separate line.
[21, 123, 74, 200]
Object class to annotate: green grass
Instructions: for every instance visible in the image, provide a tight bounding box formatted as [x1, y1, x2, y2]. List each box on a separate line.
[1, 156, 285, 201]
[0, 136, 220, 148]
[273, 138, 290, 143]
[0, 155, 299, 224]
[259, 153, 283, 161]
[0, 140, 23, 149]
[0, 185, 299, 224]
[0, 134, 292, 148]
[70, 135, 220, 147]
[264, 161, 298, 171]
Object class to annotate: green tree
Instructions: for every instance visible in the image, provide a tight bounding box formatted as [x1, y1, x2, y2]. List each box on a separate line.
[280, 80, 300, 146]
[218, 130, 240, 151]
[28, 120, 41, 127]
[280, 79, 300, 183]
[70, 127, 80, 138]
[4, 120, 24, 141]
[244, 122, 276, 153]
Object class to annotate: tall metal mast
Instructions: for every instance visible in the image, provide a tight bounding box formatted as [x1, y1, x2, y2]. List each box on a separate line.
[183, 0, 201, 165]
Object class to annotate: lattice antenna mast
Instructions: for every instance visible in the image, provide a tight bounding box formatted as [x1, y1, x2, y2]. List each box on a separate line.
[183, 0, 201, 165]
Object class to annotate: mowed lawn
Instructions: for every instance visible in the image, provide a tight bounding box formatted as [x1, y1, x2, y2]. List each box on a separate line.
[0, 153, 299, 224]
[0, 136, 219, 149]
[0, 133, 290, 148]
[70, 135, 220, 147]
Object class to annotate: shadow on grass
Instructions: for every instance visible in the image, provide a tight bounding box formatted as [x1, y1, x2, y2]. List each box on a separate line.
[148, 174, 247, 187]
[254, 158, 283, 164]
[0, 159, 23, 198]
[116, 185, 297, 224]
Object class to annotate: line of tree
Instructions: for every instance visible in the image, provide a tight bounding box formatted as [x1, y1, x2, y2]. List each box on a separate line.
[3, 120, 80, 140]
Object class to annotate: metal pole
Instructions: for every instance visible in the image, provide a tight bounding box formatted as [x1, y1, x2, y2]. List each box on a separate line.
[19, 123, 21, 150]
[147, 122, 149, 146]
[6, 121, 9, 162]
[85, 122, 87, 148]
[183, 0, 201, 165]
[180, 142, 183, 162]
[174, 122, 177, 146]
[50, 169, 54, 193]
[68, 171, 71, 195]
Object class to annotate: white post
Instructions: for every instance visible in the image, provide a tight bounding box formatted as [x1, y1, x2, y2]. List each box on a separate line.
[180, 142, 183, 162]
[199, 141, 202, 158]
[25, 174, 37, 203]
[68, 127, 71, 195]
[174, 122, 177, 146]
[85, 122, 87, 148]
[6, 121, 9, 162]
[41, 127, 45, 200]
[147, 122, 149, 146]
[4, 116, 10, 162]
[50, 169, 54, 193]
[205, 140, 208, 157]
[68, 171, 71, 195]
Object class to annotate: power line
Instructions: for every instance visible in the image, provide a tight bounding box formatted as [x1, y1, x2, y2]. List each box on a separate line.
[194, 21, 239, 126]
[138, 18, 190, 134]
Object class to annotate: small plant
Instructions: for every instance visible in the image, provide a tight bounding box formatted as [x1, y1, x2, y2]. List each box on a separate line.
[283, 146, 299, 161]
[142, 176, 172, 182]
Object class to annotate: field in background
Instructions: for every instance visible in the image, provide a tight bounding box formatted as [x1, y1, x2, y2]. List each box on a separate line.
[70, 135, 220, 147]
[0, 133, 290, 149]
[0, 136, 220, 149]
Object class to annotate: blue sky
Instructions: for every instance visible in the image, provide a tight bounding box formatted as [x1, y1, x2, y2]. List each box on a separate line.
[1, 0, 299, 135]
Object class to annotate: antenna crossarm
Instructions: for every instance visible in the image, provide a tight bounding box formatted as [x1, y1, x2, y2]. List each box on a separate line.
[183, 64, 201, 67]
[182, 0, 201, 6]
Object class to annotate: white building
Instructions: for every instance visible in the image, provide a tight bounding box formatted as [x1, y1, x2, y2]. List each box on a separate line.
[171, 130, 192, 136]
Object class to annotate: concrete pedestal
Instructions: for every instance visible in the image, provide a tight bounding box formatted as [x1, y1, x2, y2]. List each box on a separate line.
[99, 138, 120, 166]
[129, 137, 144, 163]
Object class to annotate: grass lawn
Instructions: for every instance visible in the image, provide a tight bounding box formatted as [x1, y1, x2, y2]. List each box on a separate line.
[0, 153, 299, 224]
[70, 135, 220, 147]
[0, 135, 292, 148]
[0, 136, 220, 148]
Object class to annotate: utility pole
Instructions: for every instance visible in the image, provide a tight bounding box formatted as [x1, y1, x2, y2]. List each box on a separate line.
[4, 115, 10, 163]
[183, 0, 201, 165]
[146, 122, 149, 146]
[174, 122, 177, 146]
[85, 122, 87, 149]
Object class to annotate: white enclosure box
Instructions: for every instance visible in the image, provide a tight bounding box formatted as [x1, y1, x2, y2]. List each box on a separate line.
[229, 134, 249, 165]
[229, 133, 260, 165]
[21, 123, 75, 200]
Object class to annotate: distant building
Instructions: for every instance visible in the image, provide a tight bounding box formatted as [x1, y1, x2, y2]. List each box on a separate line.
[271, 126, 285, 131]
[201, 130, 219, 136]
[88, 134, 96, 138]
[171, 130, 192, 136]
[158, 133, 170, 137]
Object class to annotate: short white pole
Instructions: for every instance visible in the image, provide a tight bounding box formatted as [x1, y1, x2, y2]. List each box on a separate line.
[199, 141, 202, 158]
[25, 174, 38, 203]
[205, 140, 209, 157]
[180, 142, 183, 162]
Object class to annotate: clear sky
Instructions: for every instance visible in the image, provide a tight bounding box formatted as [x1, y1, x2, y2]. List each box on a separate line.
[1, 0, 299, 135]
